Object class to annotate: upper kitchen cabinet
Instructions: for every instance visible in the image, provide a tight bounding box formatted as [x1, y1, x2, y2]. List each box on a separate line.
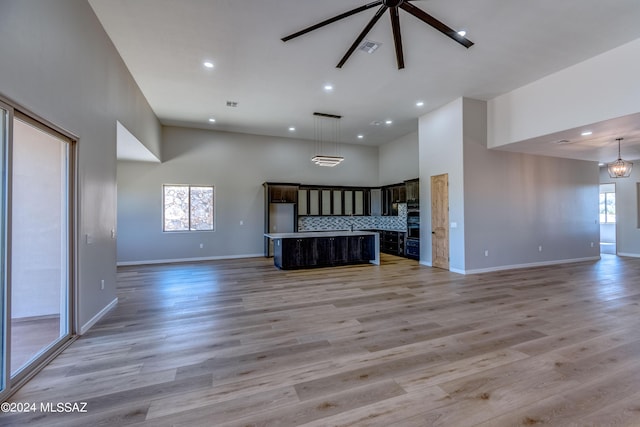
[370, 188, 382, 216]
[382, 183, 406, 216]
[298, 186, 369, 216]
[380, 179, 418, 214]
[343, 188, 368, 216]
[298, 189, 308, 215]
[405, 178, 419, 205]
[266, 183, 299, 203]
[354, 190, 365, 215]
[332, 190, 343, 215]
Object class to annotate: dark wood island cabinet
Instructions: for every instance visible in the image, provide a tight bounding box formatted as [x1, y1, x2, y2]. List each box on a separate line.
[265, 231, 380, 270]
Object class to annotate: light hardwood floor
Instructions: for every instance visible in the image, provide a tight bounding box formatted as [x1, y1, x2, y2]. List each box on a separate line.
[11, 316, 61, 375]
[3, 254, 640, 426]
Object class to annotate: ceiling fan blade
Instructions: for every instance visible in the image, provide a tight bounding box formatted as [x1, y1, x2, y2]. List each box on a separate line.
[282, 1, 383, 42]
[389, 7, 404, 69]
[337, 5, 387, 68]
[399, 2, 474, 48]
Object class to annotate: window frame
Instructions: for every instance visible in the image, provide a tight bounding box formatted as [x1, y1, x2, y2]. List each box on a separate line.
[162, 184, 215, 232]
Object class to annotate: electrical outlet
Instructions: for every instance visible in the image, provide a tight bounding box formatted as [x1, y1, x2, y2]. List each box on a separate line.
[240, 220, 244, 225]
[100, 279, 105, 290]
[484, 250, 489, 257]
[590, 242, 594, 247]
[538, 245, 543, 252]
[199, 243, 204, 249]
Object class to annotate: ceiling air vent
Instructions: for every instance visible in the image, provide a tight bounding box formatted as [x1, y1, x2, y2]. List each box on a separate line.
[226, 101, 238, 107]
[551, 139, 571, 145]
[359, 40, 381, 54]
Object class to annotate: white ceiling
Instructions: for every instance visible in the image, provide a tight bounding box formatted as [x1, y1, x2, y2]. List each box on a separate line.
[88, 0, 640, 163]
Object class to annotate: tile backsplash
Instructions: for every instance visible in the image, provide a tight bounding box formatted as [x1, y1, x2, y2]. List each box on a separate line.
[298, 203, 407, 232]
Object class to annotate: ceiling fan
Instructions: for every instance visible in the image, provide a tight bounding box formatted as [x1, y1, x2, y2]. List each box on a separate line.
[281, 0, 474, 70]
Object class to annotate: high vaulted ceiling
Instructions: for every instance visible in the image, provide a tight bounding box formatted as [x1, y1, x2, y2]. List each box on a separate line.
[89, 0, 640, 162]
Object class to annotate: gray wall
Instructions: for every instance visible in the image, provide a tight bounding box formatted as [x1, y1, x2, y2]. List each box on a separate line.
[420, 98, 600, 274]
[378, 131, 419, 185]
[419, 98, 466, 271]
[464, 98, 600, 272]
[600, 166, 640, 256]
[0, 0, 161, 331]
[117, 126, 379, 264]
[463, 99, 600, 272]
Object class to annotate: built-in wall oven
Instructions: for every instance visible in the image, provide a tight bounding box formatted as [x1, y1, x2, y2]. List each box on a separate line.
[407, 210, 420, 239]
[406, 209, 420, 259]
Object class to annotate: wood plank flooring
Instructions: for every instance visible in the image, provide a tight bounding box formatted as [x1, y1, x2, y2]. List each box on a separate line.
[10, 316, 61, 374]
[4, 254, 640, 426]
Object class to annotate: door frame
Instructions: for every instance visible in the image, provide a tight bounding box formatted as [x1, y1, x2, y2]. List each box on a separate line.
[0, 94, 78, 401]
[0, 98, 12, 401]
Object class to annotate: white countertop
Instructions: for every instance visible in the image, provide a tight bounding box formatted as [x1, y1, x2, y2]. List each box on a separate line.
[265, 230, 378, 239]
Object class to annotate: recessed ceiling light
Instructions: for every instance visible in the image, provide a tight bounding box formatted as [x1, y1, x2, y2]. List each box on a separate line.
[208, 118, 216, 123]
[357, 134, 364, 139]
[203, 61, 214, 69]
[581, 131, 593, 136]
[457, 30, 467, 37]
[323, 84, 334, 92]
[288, 127, 296, 132]
[385, 120, 393, 125]
[416, 101, 424, 107]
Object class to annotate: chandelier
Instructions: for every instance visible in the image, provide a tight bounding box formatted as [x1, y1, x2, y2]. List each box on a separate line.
[311, 112, 344, 167]
[607, 137, 633, 178]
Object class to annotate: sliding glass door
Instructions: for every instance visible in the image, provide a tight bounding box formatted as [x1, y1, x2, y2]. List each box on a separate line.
[0, 101, 75, 400]
[10, 114, 72, 380]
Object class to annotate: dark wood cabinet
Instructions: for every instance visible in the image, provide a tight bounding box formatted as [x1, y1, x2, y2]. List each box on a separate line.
[382, 183, 406, 216]
[264, 182, 300, 256]
[348, 235, 374, 262]
[316, 236, 348, 265]
[268, 184, 298, 203]
[405, 178, 419, 204]
[381, 230, 405, 257]
[275, 238, 317, 269]
[273, 234, 375, 269]
[298, 186, 370, 216]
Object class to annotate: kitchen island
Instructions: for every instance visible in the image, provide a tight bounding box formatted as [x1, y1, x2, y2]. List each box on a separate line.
[264, 231, 379, 270]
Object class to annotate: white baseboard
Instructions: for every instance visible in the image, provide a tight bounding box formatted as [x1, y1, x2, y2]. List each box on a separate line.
[419, 260, 432, 267]
[117, 253, 264, 267]
[462, 256, 601, 275]
[79, 297, 118, 335]
[617, 252, 640, 258]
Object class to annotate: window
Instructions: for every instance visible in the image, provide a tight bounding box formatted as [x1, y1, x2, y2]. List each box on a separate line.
[163, 185, 214, 231]
[599, 190, 616, 224]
